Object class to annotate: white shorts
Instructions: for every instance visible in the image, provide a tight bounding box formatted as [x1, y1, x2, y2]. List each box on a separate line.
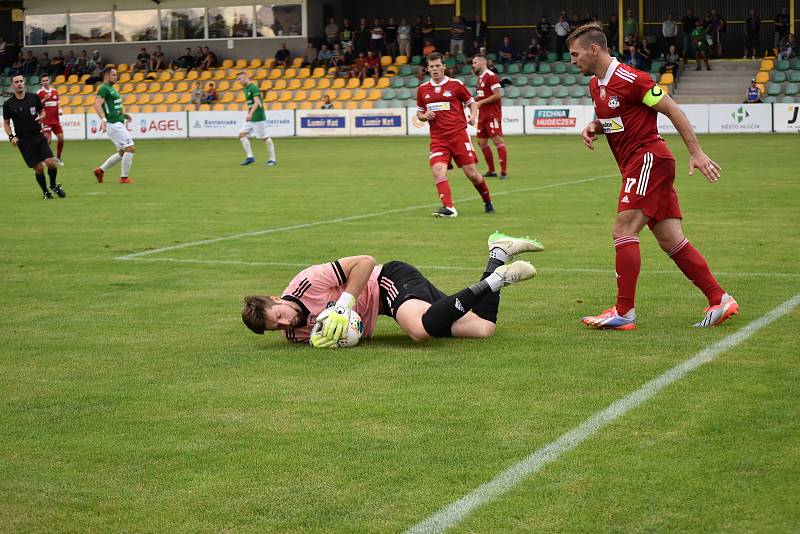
[240, 120, 268, 139]
[107, 121, 135, 150]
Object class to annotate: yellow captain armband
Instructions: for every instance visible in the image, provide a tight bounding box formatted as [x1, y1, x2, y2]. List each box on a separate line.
[642, 85, 666, 107]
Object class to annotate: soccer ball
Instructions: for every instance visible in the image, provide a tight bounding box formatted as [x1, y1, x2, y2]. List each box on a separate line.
[311, 310, 363, 348]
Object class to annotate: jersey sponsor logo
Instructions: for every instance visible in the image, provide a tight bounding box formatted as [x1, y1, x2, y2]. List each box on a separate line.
[600, 116, 624, 133]
[29, 107, 36, 115]
[443, 90, 452, 97]
[426, 102, 451, 112]
[608, 96, 620, 109]
[44, 101, 58, 107]
[476, 89, 485, 97]
[533, 108, 576, 128]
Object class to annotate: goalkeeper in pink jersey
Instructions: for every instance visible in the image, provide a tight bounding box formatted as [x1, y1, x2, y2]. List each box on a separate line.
[241, 232, 544, 347]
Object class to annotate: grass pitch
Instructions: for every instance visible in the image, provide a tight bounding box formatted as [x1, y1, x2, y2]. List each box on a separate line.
[1, 134, 798, 532]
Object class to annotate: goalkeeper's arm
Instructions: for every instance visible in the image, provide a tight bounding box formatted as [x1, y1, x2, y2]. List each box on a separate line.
[318, 255, 376, 341]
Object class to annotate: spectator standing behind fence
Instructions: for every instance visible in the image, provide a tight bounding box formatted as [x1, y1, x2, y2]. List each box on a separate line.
[744, 9, 761, 59]
[398, 18, 412, 58]
[341, 19, 353, 49]
[325, 17, 339, 47]
[662, 14, 677, 53]
[421, 16, 435, 50]
[709, 9, 725, 58]
[681, 8, 699, 57]
[385, 17, 399, 58]
[472, 14, 488, 53]
[623, 10, 637, 40]
[537, 15, 551, 53]
[449, 16, 466, 55]
[412, 17, 423, 56]
[370, 18, 385, 56]
[355, 19, 370, 55]
[607, 14, 619, 49]
[555, 15, 570, 58]
[774, 7, 789, 55]
[692, 20, 711, 71]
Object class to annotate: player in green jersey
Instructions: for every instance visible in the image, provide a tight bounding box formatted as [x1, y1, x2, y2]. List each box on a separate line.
[92, 66, 135, 183]
[236, 71, 276, 166]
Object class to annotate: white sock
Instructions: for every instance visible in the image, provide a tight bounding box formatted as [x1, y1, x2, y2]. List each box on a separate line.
[489, 247, 509, 262]
[265, 138, 276, 161]
[485, 272, 503, 293]
[121, 152, 134, 177]
[100, 153, 122, 171]
[240, 137, 253, 158]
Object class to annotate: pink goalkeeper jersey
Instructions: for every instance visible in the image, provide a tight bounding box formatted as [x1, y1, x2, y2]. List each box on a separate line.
[281, 260, 382, 343]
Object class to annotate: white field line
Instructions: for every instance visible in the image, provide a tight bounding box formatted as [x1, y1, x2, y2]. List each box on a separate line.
[115, 174, 617, 260]
[405, 291, 800, 534]
[118, 257, 800, 279]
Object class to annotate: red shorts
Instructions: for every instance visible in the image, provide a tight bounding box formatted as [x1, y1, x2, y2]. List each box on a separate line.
[477, 115, 503, 139]
[429, 130, 478, 169]
[618, 152, 682, 229]
[42, 122, 63, 140]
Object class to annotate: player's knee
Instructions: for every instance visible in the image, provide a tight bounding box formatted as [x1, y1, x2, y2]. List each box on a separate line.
[408, 327, 432, 343]
[34, 163, 44, 173]
[474, 321, 496, 338]
[126, 146, 136, 153]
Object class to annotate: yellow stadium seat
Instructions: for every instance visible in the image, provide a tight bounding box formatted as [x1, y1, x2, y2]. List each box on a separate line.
[346, 78, 360, 89]
[169, 104, 183, 112]
[270, 102, 284, 110]
[137, 94, 152, 105]
[71, 95, 85, 106]
[757, 82, 765, 93]
[324, 89, 337, 100]
[260, 80, 273, 90]
[146, 83, 161, 93]
[297, 68, 311, 79]
[661, 84, 670, 95]
[162, 82, 175, 92]
[278, 91, 292, 102]
[65, 74, 78, 84]
[338, 89, 352, 100]
[659, 73, 674, 85]
[351, 89, 366, 101]
[759, 59, 774, 71]
[123, 94, 136, 105]
[361, 78, 376, 89]
[376, 77, 390, 89]
[301, 79, 316, 90]
[262, 92, 277, 102]
[268, 68, 283, 79]
[212, 69, 226, 80]
[198, 104, 211, 111]
[150, 94, 165, 105]
[220, 92, 234, 103]
[134, 83, 147, 93]
[292, 90, 308, 101]
[172, 70, 186, 81]
[332, 101, 344, 109]
[61, 106, 73, 114]
[395, 55, 409, 65]
[79, 74, 90, 83]
[186, 71, 199, 81]
[67, 85, 80, 95]
[227, 103, 240, 111]
[210, 103, 223, 111]
[285, 101, 298, 110]
[233, 59, 247, 69]
[264, 59, 275, 69]
[175, 81, 189, 92]
[332, 78, 347, 90]
[128, 104, 141, 113]
[58, 95, 70, 107]
[327, 67, 338, 76]
[54, 75, 66, 84]
[157, 71, 171, 82]
[199, 71, 212, 80]
[80, 85, 93, 95]
[234, 92, 246, 103]
[178, 94, 192, 104]
[345, 101, 360, 109]
[216, 80, 231, 91]
[360, 101, 374, 109]
[164, 94, 178, 104]
[249, 58, 263, 68]
[131, 72, 145, 83]
[291, 57, 303, 68]
[284, 68, 297, 78]
[220, 59, 234, 69]
[311, 67, 326, 78]
[367, 89, 381, 100]
[380, 55, 392, 66]
[117, 63, 129, 73]
[317, 78, 332, 89]
[155, 104, 168, 112]
[287, 79, 302, 90]
[272, 79, 288, 90]
[308, 89, 322, 100]
[755, 71, 770, 84]
[299, 101, 314, 110]
[252, 68, 268, 80]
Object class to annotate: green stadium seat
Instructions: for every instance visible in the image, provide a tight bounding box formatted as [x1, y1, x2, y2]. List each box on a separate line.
[565, 97, 581, 105]
[405, 77, 419, 88]
[789, 71, 800, 83]
[763, 95, 777, 103]
[387, 99, 403, 108]
[549, 97, 566, 105]
[581, 97, 594, 105]
[398, 65, 413, 76]
[411, 55, 422, 65]
[780, 96, 797, 103]
[533, 97, 548, 105]
[522, 86, 537, 98]
[792, 58, 800, 69]
[530, 75, 544, 86]
[766, 83, 782, 96]
[26, 75, 39, 85]
[579, 75, 591, 86]
[516, 98, 530, 106]
[538, 86, 553, 98]
[487, 53, 497, 62]
[562, 74, 577, 85]
[772, 71, 787, 83]
[522, 63, 537, 74]
[561, 52, 571, 62]
[382, 88, 396, 100]
[459, 64, 471, 75]
[466, 75, 477, 86]
[538, 63, 551, 74]
[784, 83, 799, 96]
[391, 77, 405, 89]
[650, 60, 664, 72]
[554, 86, 569, 98]
[494, 64, 505, 74]
[396, 88, 412, 100]
[567, 64, 581, 74]
[776, 60, 790, 71]
[569, 85, 586, 98]
[505, 86, 521, 98]
[546, 52, 558, 63]
[546, 75, 560, 86]
[513, 75, 528, 86]
[553, 63, 567, 74]
[404, 98, 417, 108]
[444, 57, 456, 68]
[506, 63, 520, 74]
[374, 100, 389, 108]
[456, 53, 467, 63]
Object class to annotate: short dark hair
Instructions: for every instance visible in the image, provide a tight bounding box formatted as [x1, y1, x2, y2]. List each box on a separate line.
[40, 73, 50, 79]
[426, 52, 444, 64]
[11, 73, 24, 83]
[472, 54, 487, 61]
[567, 23, 608, 49]
[101, 65, 116, 78]
[242, 295, 276, 334]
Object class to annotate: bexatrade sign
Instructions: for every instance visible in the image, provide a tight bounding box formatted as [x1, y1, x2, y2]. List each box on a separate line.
[709, 103, 771, 133]
[296, 110, 349, 136]
[87, 113, 187, 139]
[188, 110, 294, 137]
[773, 103, 800, 133]
[657, 104, 709, 133]
[351, 108, 406, 135]
[524, 106, 587, 134]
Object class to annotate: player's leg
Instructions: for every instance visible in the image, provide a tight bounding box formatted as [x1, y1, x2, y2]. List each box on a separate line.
[430, 158, 457, 217]
[44, 156, 66, 197]
[30, 161, 51, 198]
[264, 137, 276, 165]
[461, 162, 494, 213]
[120, 145, 135, 183]
[55, 130, 65, 164]
[238, 123, 255, 165]
[491, 133, 508, 178]
[95, 126, 125, 182]
[476, 130, 496, 176]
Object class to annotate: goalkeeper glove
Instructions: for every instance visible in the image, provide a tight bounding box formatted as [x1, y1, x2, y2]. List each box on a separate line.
[309, 332, 338, 348]
[320, 292, 355, 341]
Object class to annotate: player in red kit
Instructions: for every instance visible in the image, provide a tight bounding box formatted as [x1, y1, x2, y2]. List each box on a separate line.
[568, 24, 737, 330]
[472, 54, 508, 178]
[36, 74, 65, 166]
[416, 52, 494, 218]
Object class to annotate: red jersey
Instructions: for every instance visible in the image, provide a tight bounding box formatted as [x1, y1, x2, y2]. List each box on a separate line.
[281, 260, 382, 344]
[589, 58, 673, 171]
[475, 68, 502, 119]
[416, 76, 474, 141]
[36, 87, 61, 125]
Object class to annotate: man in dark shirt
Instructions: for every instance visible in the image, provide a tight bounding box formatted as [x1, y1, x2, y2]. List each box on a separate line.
[774, 6, 789, 53]
[384, 17, 399, 58]
[2, 74, 65, 200]
[537, 15, 552, 52]
[274, 43, 291, 67]
[681, 8, 699, 56]
[744, 9, 761, 59]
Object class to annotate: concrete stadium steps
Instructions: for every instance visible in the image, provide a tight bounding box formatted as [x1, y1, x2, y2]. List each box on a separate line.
[672, 59, 761, 104]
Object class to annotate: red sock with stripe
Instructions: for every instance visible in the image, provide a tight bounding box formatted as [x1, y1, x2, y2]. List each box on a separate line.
[435, 178, 454, 207]
[473, 178, 492, 203]
[480, 145, 495, 173]
[615, 236, 640, 316]
[56, 139, 64, 158]
[668, 239, 725, 306]
[496, 143, 508, 174]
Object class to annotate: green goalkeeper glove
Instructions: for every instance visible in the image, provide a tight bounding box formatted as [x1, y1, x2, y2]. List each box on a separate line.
[320, 292, 355, 341]
[309, 332, 338, 348]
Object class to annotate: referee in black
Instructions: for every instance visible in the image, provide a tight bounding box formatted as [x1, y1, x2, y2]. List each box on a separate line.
[3, 74, 66, 200]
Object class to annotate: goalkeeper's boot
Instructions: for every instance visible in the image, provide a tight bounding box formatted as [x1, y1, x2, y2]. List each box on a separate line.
[51, 184, 66, 198]
[240, 157, 256, 166]
[582, 307, 636, 330]
[488, 231, 544, 258]
[43, 191, 53, 200]
[483, 171, 498, 178]
[93, 168, 104, 183]
[432, 206, 458, 218]
[693, 293, 738, 328]
[494, 260, 536, 286]
[484, 201, 495, 214]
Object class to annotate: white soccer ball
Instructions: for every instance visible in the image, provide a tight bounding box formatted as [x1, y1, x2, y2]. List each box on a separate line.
[311, 310, 363, 348]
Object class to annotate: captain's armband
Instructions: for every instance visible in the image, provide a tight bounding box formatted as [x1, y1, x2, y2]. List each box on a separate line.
[642, 85, 666, 107]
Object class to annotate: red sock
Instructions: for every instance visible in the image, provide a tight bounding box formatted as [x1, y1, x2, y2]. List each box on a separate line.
[473, 178, 492, 203]
[668, 239, 725, 306]
[614, 236, 641, 316]
[435, 179, 454, 207]
[480, 145, 495, 172]
[56, 139, 64, 158]
[496, 143, 508, 174]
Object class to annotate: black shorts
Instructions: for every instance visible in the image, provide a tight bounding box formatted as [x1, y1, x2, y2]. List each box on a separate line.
[378, 261, 447, 318]
[17, 135, 53, 168]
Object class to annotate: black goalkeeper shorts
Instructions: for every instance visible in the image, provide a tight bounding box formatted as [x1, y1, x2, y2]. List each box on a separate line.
[377, 261, 447, 318]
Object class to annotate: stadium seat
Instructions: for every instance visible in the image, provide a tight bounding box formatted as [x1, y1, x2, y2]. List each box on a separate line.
[292, 90, 308, 101]
[532, 97, 548, 105]
[80, 85, 93, 95]
[391, 77, 405, 89]
[220, 59, 234, 69]
[272, 79, 288, 90]
[317, 78, 332, 89]
[553, 63, 567, 74]
[785, 83, 799, 96]
[169, 104, 183, 112]
[345, 101, 360, 109]
[116, 63, 129, 73]
[291, 58, 303, 68]
[123, 94, 136, 105]
[311, 67, 326, 78]
[522, 86, 537, 98]
[554, 86, 569, 98]
[331, 78, 346, 89]
[579, 75, 591, 86]
[260, 80, 273, 90]
[546, 75, 560, 86]
[367, 89, 381, 100]
[130, 72, 145, 83]
[299, 101, 314, 110]
[137, 94, 152, 105]
[565, 97, 580, 105]
[278, 91, 292, 102]
[160, 82, 175, 92]
[178, 93, 192, 104]
[771, 71, 787, 83]
[199, 71, 212, 81]
[287, 79, 302, 90]
[405, 77, 419, 88]
[505, 86, 521, 98]
[538, 63, 551, 74]
[54, 75, 65, 84]
[252, 68, 268, 80]
[561, 52, 571, 62]
[494, 64, 505, 74]
[58, 95, 70, 107]
[506, 64, 520, 74]
[351, 89, 367, 101]
[175, 81, 189, 92]
[172, 71, 186, 82]
[396, 88, 412, 100]
[546, 52, 559, 62]
[308, 89, 322, 100]
[395, 55, 409, 65]
[766, 83, 782, 96]
[399, 65, 413, 76]
[763, 95, 777, 103]
[569, 85, 586, 98]
[67, 85, 80, 95]
[212, 70, 226, 80]
[538, 86, 553, 98]
[263, 59, 275, 69]
[153, 104, 167, 112]
[338, 89, 352, 100]
[298, 68, 311, 78]
[164, 93, 178, 104]
[362, 78, 376, 89]
[380, 55, 392, 67]
[382, 88, 396, 100]
[150, 94, 165, 104]
[776, 60, 790, 71]
[521, 63, 537, 74]
[147, 82, 162, 92]
[249, 58, 263, 68]
[530, 75, 544, 86]
[65, 74, 78, 84]
[567, 64, 581, 74]
[346, 78, 360, 89]
[219, 93, 234, 103]
[302, 79, 316, 90]
[373, 100, 388, 109]
[140, 104, 154, 112]
[270, 102, 284, 110]
[361, 101, 374, 109]
[128, 104, 141, 113]
[659, 73, 674, 86]
[262, 92, 277, 102]
[185, 70, 199, 81]
[268, 68, 283, 79]
[759, 59, 774, 71]
[376, 77, 390, 89]
[790, 71, 800, 83]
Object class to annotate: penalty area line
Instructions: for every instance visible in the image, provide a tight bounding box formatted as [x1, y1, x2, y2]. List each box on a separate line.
[405, 291, 800, 534]
[115, 174, 617, 260]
